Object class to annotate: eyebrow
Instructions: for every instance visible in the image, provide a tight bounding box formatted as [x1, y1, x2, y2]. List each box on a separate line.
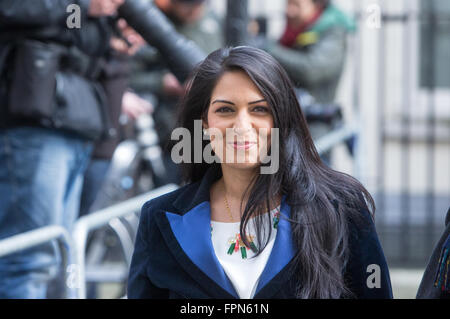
[211, 99, 267, 105]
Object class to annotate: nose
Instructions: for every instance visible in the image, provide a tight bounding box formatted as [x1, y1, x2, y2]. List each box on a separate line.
[232, 110, 253, 135]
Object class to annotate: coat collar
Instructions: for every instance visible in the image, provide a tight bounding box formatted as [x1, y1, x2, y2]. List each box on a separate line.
[155, 166, 295, 298]
[172, 165, 222, 214]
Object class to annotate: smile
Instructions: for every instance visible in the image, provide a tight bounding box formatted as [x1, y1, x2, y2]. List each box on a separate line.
[228, 141, 257, 150]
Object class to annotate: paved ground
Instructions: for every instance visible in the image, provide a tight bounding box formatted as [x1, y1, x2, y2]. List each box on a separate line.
[389, 268, 424, 299]
[96, 268, 425, 299]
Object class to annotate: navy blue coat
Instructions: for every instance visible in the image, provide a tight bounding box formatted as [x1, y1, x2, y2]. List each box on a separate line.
[127, 167, 393, 299]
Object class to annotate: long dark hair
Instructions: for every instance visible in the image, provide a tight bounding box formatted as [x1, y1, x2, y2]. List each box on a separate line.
[174, 46, 375, 298]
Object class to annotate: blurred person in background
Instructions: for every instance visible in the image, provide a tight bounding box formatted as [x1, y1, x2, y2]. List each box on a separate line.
[264, 0, 355, 163]
[416, 207, 450, 299]
[128, 0, 224, 184]
[0, 0, 124, 298]
[70, 18, 150, 300]
[266, 0, 355, 104]
[78, 19, 152, 218]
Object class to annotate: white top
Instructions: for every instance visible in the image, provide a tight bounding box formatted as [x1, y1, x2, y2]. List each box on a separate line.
[210, 206, 280, 299]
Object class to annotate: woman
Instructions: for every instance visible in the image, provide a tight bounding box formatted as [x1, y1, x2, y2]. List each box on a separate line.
[127, 46, 393, 299]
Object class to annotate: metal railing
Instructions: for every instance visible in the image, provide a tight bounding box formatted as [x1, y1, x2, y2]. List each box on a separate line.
[0, 127, 357, 299]
[70, 183, 178, 299]
[0, 184, 178, 299]
[0, 225, 75, 297]
[314, 123, 357, 156]
[0, 225, 72, 258]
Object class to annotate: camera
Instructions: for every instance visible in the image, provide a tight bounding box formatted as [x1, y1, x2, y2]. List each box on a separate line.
[118, 0, 207, 82]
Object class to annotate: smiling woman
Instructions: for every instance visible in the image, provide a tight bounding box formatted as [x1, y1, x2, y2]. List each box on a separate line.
[127, 46, 393, 299]
[205, 71, 274, 170]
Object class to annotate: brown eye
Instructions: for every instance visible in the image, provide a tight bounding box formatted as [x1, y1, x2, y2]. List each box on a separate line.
[252, 106, 269, 113]
[216, 106, 234, 113]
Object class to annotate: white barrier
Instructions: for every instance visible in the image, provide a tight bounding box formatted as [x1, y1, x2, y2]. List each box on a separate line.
[70, 184, 178, 299]
[0, 184, 178, 299]
[0, 225, 74, 297]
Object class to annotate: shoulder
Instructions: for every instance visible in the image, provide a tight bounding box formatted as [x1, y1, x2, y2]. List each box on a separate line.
[344, 205, 383, 257]
[135, 182, 200, 244]
[348, 207, 376, 238]
[342, 206, 393, 298]
[337, 200, 383, 264]
[331, 198, 375, 240]
[315, 5, 356, 33]
[140, 181, 201, 218]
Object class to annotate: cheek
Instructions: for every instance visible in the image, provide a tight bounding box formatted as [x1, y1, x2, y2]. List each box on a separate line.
[206, 114, 225, 138]
[256, 119, 274, 148]
[258, 117, 274, 132]
[257, 131, 271, 151]
[205, 115, 226, 150]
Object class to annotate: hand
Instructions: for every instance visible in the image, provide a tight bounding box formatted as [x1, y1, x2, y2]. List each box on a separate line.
[162, 73, 184, 97]
[110, 19, 145, 56]
[121, 91, 153, 120]
[88, 0, 125, 17]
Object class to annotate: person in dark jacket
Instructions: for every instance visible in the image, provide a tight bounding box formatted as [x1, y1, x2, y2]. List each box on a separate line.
[128, 0, 224, 185]
[127, 46, 393, 299]
[416, 207, 450, 299]
[0, 0, 123, 299]
[78, 19, 152, 218]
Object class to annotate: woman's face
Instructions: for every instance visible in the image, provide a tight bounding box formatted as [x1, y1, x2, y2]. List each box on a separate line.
[204, 70, 274, 171]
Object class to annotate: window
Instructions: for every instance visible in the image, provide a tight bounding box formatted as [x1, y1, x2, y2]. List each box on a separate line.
[420, 0, 450, 88]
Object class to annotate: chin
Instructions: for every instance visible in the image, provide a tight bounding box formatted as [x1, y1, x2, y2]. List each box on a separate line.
[222, 161, 260, 172]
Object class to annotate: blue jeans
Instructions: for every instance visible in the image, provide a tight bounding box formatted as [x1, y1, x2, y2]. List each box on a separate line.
[0, 126, 92, 298]
[79, 159, 111, 218]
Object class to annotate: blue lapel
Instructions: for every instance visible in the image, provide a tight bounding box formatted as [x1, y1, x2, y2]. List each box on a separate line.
[165, 201, 239, 298]
[255, 195, 295, 294]
[164, 195, 295, 298]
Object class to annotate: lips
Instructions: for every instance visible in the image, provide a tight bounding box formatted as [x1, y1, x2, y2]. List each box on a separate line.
[229, 141, 257, 150]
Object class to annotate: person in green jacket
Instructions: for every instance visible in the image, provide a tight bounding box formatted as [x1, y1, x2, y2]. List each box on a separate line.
[267, 0, 355, 104]
[266, 0, 355, 155]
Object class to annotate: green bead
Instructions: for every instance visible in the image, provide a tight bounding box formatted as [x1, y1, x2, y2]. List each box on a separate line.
[227, 243, 235, 255]
[250, 242, 258, 253]
[241, 247, 247, 259]
[273, 218, 279, 229]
